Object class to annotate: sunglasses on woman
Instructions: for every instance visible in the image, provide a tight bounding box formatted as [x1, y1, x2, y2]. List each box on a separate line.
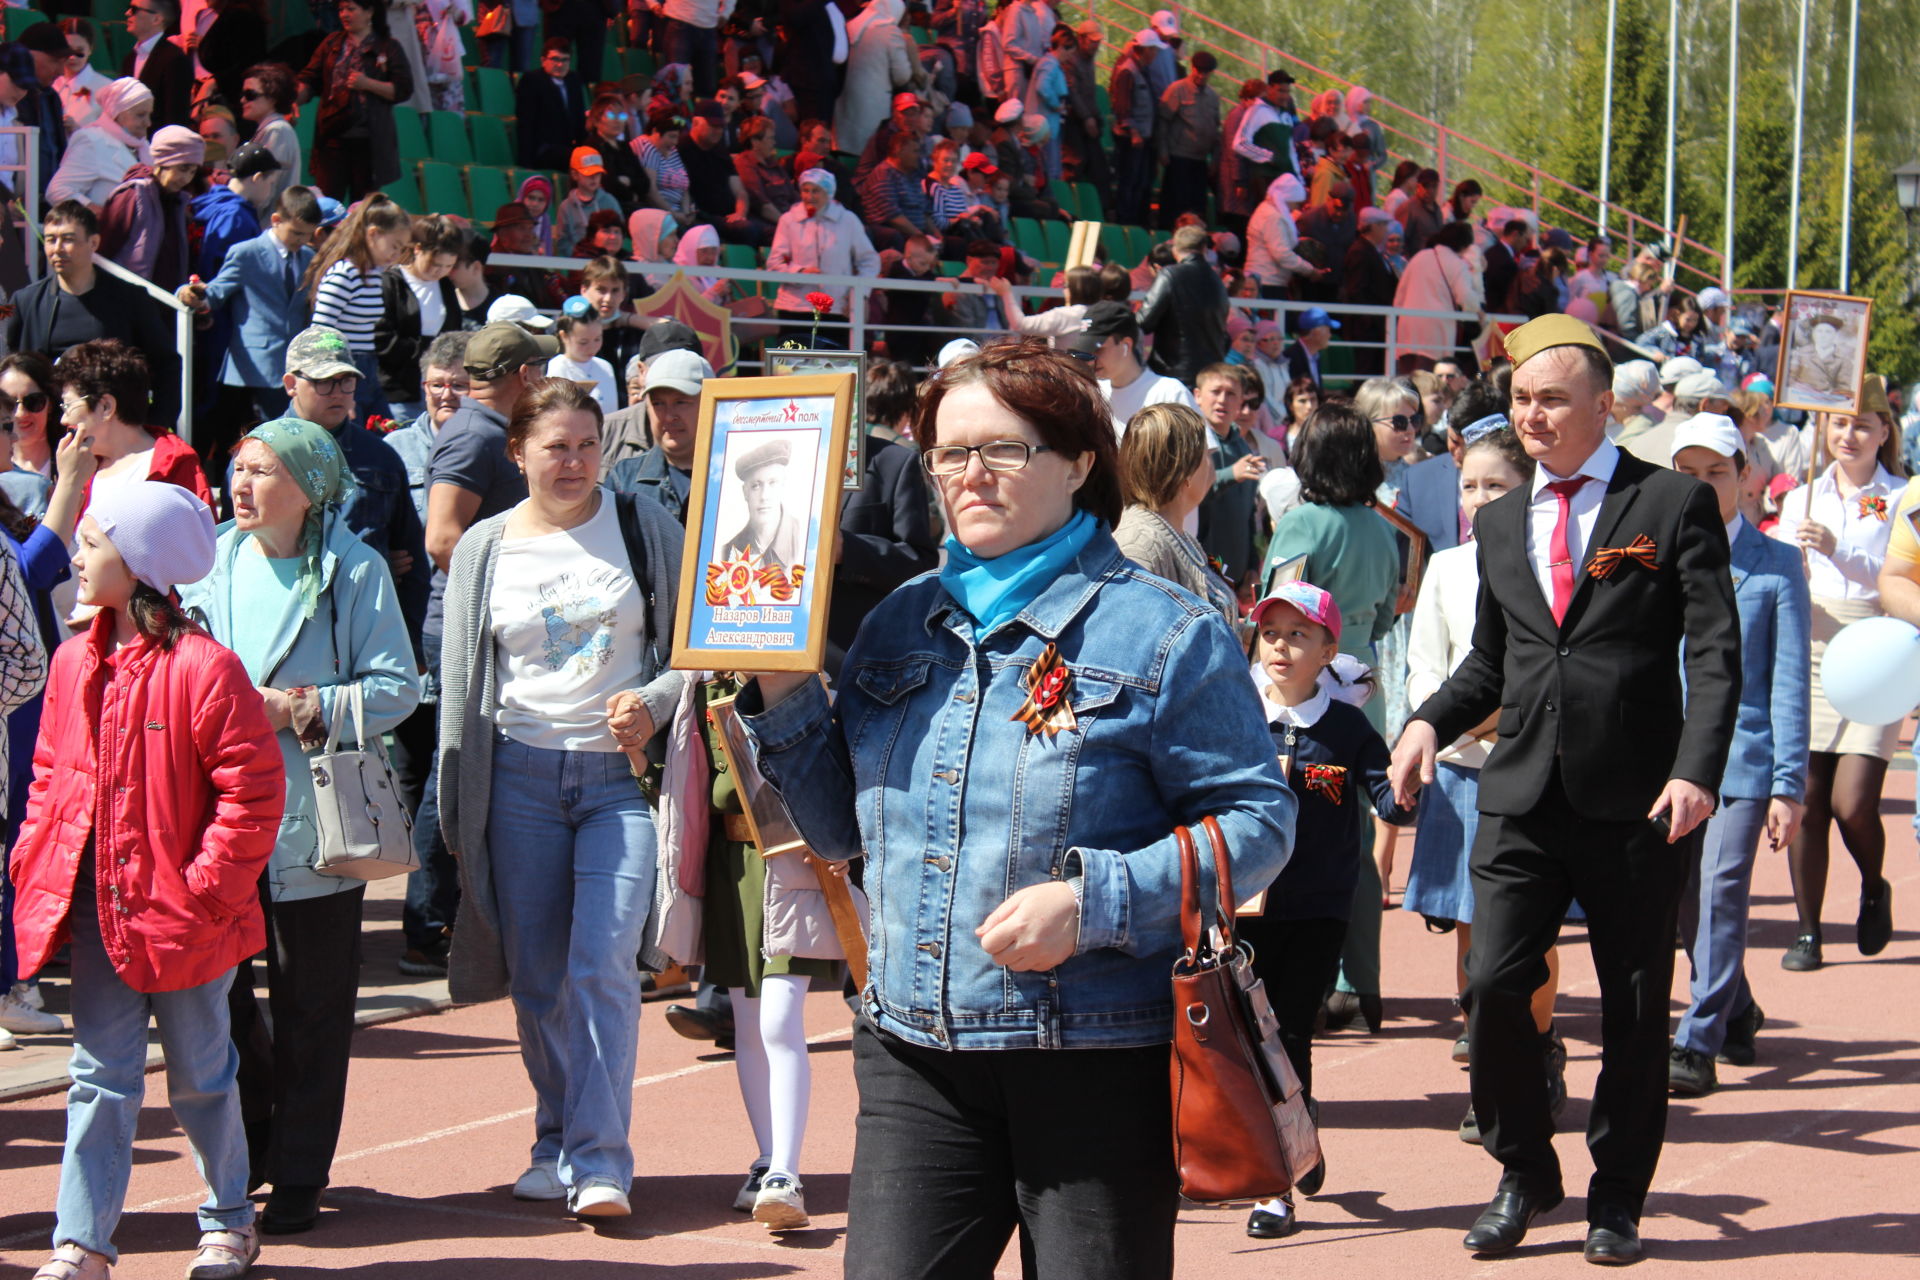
[239, 88, 265, 101]
[1373, 414, 1417, 432]
[0, 391, 49, 415]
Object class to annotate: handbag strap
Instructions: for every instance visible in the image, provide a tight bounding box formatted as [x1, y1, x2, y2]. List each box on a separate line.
[1201, 815, 1237, 939]
[322, 681, 366, 754]
[1177, 824, 1203, 957]
[1177, 818, 1239, 958]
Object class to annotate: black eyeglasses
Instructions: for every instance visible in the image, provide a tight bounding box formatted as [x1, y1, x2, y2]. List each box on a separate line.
[239, 88, 265, 101]
[1372, 414, 1417, 432]
[0, 391, 49, 414]
[127, 4, 159, 14]
[296, 372, 360, 395]
[921, 440, 1054, 476]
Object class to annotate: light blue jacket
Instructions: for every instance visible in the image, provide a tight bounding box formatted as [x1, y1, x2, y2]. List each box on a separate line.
[203, 227, 314, 390]
[1720, 519, 1811, 802]
[182, 512, 422, 902]
[740, 527, 1296, 1051]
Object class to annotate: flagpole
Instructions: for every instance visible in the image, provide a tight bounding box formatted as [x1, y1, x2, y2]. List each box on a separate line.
[1838, 0, 1860, 290]
[1663, 0, 1679, 233]
[1722, 0, 1739, 289]
[1787, 0, 1808, 289]
[1599, 0, 1617, 235]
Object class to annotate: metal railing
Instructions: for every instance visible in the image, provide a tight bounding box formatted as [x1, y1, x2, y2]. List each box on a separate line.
[489, 253, 1516, 379]
[1064, 0, 1729, 293]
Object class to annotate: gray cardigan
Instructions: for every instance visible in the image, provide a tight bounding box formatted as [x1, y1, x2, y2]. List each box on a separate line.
[439, 491, 685, 1004]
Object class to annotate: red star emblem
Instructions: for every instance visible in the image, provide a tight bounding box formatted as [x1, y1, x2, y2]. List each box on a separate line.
[782, 400, 799, 422]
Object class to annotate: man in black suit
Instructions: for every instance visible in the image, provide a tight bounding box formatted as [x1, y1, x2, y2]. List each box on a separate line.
[121, 0, 192, 128]
[1283, 305, 1337, 388]
[1389, 314, 1740, 1266]
[1341, 208, 1399, 376]
[1482, 218, 1530, 314]
[514, 37, 589, 171]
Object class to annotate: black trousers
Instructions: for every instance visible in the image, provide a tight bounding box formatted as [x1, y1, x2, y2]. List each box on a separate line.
[1464, 774, 1692, 1219]
[1239, 914, 1347, 1099]
[229, 883, 367, 1189]
[1157, 156, 1212, 229]
[846, 1020, 1177, 1280]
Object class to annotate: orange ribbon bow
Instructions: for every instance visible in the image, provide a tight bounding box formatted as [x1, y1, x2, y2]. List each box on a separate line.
[1301, 763, 1347, 805]
[1860, 494, 1889, 521]
[1010, 643, 1078, 737]
[1587, 533, 1658, 580]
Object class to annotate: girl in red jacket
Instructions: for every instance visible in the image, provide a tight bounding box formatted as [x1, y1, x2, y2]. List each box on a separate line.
[10, 482, 284, 1280]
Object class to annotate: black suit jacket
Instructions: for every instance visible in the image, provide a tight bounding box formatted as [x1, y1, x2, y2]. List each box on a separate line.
[1483, 240, 1518, 313]
[1283, 340, 1319, 388]
[514, 70, 588, 170]
[1413, 448, 1740, 821]
[826, 434, 938, 680]
[122, 37, 193, 129]
[5, 271, 181, 426]
[1340, 236, 1398, 309]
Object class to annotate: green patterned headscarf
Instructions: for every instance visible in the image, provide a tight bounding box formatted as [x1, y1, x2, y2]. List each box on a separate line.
[243, 416, 355, 619]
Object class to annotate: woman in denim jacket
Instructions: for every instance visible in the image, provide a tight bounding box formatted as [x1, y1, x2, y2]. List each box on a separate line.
[739, 344, 1297, 1280]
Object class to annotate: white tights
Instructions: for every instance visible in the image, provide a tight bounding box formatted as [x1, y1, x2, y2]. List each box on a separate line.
[728, 974, 811, 1180]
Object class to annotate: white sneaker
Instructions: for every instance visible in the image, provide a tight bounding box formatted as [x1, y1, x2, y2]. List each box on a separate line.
[184, 1224, 259, 1279]
[510, 1162, 567, 1201]
[732, 1163, 768, 1213]
[0, 1026, 16, 1051]
[0, 988, 65, 1035]
[752, 1174, 810, 1231]
[569, 1178, 631, 1218]
[13, 980, 46, 1010]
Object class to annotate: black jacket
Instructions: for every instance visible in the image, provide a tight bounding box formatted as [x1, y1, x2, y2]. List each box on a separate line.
[5, 270, 180, 426]
[122, 36, 193, 129]
[1482, 240, 1519, 313]
[1413, 449, 1740, 820]
[827, 435, 937, 680]
[1137, 255, 1228, 387]
[1340, 236, 1398, 310]
[515, 69, 588, 170]
[375, 267, 461, 403]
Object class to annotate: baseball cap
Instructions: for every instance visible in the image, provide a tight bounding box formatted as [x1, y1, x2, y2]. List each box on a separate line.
[1250, 582, 1343, 643]
[637, 317, 702, 361]
[994, 98, 1024, 124]
[17, 21, 70, 57]
[1134, 27, 1165, 48]
[285, 326, 359, 381]
[689, 97, 725, 123]
[1658, 355, 1703, 387]
[1675, 370, 1729, 402]
[229, 140, 283, 179]
[644, 348, 713, 397]
[570, 146, 606, 174]
[1295, 306, 1341, 333]
[314, 194, 347, 228]
[464, 321, 561, 379]
[1697, 286, 1730, 310]
[739, 71, 766, 91]
[892, 90, 921, 113]
[1081, 299, 1139, 341]
[1668, 413, 1745, 466]
[1266, 68, 1296, 86]
[962, 153, 1000, 177]
[486, 294, 555, 332]
[1150, 8, 1180, 36]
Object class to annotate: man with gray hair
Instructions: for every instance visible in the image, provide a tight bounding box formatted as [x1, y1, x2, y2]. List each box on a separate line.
[1624, 369, 1729, 467]
[1608, 359, 1664, 453]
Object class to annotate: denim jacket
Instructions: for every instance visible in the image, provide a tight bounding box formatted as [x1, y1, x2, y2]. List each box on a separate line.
[740, 528, 1296, 1051]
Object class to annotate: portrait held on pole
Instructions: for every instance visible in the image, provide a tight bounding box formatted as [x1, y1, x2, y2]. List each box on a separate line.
[1774, 289, 1873, 414]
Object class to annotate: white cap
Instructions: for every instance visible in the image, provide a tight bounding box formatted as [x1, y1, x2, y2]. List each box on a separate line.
[644, 348, 713, 397]
[1134, 27, 1166, 48]
[89, 480, 216, 596]
[1668, 413, 1745, 466]
[993, 98, 1024, 124]
[938, 338, 980, 368]
[486, 294, 555, 332]
[1697, 286, 1730, 311]
[1658, 355, 1703, 387]
[1150, 8, 1180, 36]
[1675, 370, 1729, 402]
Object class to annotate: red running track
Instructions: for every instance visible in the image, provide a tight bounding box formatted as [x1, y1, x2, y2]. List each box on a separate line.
[4, 769, 1920, 1277]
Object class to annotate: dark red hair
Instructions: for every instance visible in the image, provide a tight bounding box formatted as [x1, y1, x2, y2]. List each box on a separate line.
[913, 339, 1122, 528]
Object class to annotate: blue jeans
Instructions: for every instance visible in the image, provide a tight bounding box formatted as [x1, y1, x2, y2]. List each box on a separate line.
[1675, 796, 1766, 1056]
[57, 872, 252, 1260]
[487, 735, 656, 1189]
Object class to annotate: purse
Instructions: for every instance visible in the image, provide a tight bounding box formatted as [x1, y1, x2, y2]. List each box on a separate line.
[311, 682, 418, 881]
[1169, 815, 1323, 1204]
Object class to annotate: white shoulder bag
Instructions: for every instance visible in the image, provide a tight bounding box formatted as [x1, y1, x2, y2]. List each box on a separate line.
[311, 683, 418, 880]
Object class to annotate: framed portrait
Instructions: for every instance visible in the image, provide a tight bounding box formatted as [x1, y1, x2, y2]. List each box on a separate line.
[1265, 552, 1309, 591]
[1774, 289, 1873, 415]
[766, 348, 867, 490]
[706, 690, 811, 859]
[1375, 503, 1430, 611]
[671, 372, 857, 672]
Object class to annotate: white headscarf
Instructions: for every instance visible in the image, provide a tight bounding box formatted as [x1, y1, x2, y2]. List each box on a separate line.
[88, 77, 155, 164]
[671, 223, 723, 293]
[847, 0, 907, 45]
[1266, 173, 1306, 208]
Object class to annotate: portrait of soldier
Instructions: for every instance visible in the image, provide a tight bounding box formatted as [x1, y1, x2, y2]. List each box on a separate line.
[1788, 312, 1857, 403]
[722, 436, 808, 569]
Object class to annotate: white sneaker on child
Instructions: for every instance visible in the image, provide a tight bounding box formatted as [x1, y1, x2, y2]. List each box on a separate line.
[752, 1174, 810, 1231]
[13, 980, 46, 1010]
[0, 987, 65, 1034]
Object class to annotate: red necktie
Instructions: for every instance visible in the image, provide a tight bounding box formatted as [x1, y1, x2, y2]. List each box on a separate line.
[1546, 477, 1590, 625]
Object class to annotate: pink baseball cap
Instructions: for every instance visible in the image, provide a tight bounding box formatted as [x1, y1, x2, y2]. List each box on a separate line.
[1250, 582, 1343, 643]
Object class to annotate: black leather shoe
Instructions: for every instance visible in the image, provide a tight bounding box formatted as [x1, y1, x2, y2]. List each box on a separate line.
[1357, 992, 1384, 1033]
[1584, 1207, 1643, 1265]
[1668, 1045, 1717, 1097]
[663, 1003, 734, 1043]
[1246, 1197, 1298, 1239]
[1858, 879, 1894, 956]
[260, 1184, 324, 1235]
[1719, 1001, 1764, 1066]
[1781, 933, 1823, 971]
[1321, 990, 1360, 1031]
[1296, 1152, 1326, 1197]
[1462, 1186, 1562, 1255]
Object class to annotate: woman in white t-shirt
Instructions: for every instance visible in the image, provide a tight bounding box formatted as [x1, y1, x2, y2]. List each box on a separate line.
[546, 307, 618, 412]
[436, 377, 685, 1217]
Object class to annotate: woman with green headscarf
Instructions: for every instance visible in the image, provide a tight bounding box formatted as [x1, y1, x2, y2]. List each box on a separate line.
[180, 417, 421, 1236]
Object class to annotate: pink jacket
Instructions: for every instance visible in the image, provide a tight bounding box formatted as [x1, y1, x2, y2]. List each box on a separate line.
[9, 615, 285, 993]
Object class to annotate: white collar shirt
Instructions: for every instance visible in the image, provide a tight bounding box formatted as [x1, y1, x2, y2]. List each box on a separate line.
[132, 32, 163, 79]
[1525, 437, 1619, 607]
[1769, 461, 1901, 602]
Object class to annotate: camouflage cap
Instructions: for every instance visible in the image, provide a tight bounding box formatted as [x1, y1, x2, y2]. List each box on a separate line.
[285, 325, 359, 381]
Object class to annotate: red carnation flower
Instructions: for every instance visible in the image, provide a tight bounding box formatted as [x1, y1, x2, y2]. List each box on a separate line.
[805, 291, 835, 316]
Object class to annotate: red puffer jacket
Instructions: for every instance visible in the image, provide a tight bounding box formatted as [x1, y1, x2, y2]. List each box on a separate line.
[8, 614, 285, 994]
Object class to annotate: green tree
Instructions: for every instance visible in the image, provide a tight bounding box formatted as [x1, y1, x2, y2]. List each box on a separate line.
[1728, 72, 1795, 291]
[1796, 139, 1919, 384]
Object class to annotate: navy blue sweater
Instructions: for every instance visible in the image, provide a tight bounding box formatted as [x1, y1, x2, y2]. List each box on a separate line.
[1252, 697, 1415, 922]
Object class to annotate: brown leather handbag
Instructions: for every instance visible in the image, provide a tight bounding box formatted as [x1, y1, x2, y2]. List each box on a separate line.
[1169, 815, 1323, 1204]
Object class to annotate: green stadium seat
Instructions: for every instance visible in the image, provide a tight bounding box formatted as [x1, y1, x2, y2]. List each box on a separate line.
[426, 111, 472, 166]
[89, 0, 117, 20]
[292, 111, 315, 183]
[1097, 223, 1130, 263]
[5, 10, 49, 40]
[625, 48, 655, 76]
[418, 160, 470, 219]
[463, 67, 479, 110]
[394, 108, 428, 163]
[910, 26, 932, 45]
[382, 169, 420, 213]
[1126, 225, 1157, 262]
[1010, 217, 1047, 259]
[459, 24, 479, 61]
[600, 43, 620, 82]
[89, 36, 115, 76]
[721, 243, 758, 270]
[465, 165, 513, 222]
[1041, 220, 1071, 263]
[1093, 85, 1110, 120]
[474, 66, 515, 118]
[467, 113, 514, 167]
[1071, 181, 1103, 221]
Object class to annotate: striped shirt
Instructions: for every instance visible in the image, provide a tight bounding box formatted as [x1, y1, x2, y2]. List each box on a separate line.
[312, 261, 384, 353]
[924, 175, 975, 230]
[635, 137, 691, 218]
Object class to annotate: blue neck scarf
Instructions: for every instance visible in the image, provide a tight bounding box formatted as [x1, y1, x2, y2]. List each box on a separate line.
[940, 509, 1098, 635]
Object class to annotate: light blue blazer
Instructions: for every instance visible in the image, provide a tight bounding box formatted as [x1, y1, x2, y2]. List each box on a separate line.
[1720, 519, 1811, 802]
[203, 228, 314, 389]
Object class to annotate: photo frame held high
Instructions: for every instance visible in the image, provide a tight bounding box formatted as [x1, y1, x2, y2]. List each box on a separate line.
[1773, 289, 1873, 416]
[670, 372, 857, 673]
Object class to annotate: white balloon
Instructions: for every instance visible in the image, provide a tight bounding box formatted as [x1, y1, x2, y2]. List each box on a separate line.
[1821, 616, 1920, 726]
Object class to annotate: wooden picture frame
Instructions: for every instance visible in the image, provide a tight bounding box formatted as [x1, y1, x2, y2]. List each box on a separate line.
[705, 690, 811, 859]
[765, 348, 867, 490]
[1375, 502, 1430, 609]
[1774, 289, 1873, 415]
[670, 372, 857, 672]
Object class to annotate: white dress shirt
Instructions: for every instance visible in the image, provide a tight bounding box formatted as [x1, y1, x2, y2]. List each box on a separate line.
[1406, 541, 1490, 767]
[131, 32, 163, 79]
[1769, 462, 1901, 603]
[1525, 438, 1620, 607]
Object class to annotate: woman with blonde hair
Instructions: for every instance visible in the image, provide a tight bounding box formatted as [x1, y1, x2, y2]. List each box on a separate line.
[1113, 401, 1237, 626]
